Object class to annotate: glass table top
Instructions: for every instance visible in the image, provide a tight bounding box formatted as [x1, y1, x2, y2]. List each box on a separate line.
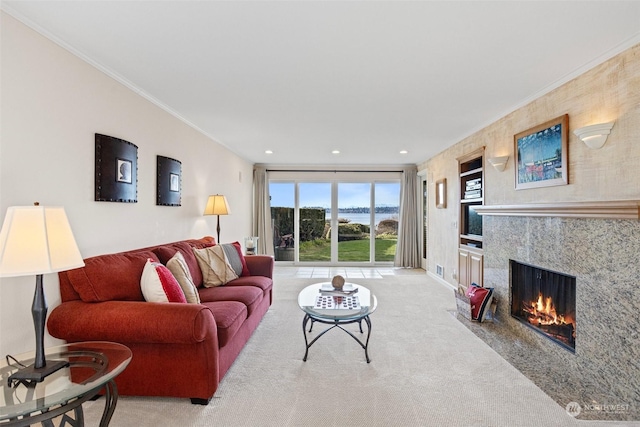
[0, 341, 132, 421]
[298, 282, 377, 321]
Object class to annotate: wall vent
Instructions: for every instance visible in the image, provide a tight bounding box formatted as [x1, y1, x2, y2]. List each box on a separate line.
[436, 264, 444, 277]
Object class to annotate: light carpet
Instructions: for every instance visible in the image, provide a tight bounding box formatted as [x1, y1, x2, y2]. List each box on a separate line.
[81, 269, 638, 426]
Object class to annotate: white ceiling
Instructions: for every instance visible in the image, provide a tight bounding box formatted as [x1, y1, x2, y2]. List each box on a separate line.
[4, 1, 640, 167]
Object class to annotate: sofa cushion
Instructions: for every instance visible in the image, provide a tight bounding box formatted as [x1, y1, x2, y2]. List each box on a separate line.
[202, 301, 247, 347]
[226, 275, 273, 294]
[199, 285, 263, 316]
[193, 245, 238, 287]
[66, 251, 159, 302]
[184, 236, 216, 249]
[166, 251, 200, 304]
[220, 242, 250, 277]
[141, 259, 187, 303]
[154, 241, 206, 287]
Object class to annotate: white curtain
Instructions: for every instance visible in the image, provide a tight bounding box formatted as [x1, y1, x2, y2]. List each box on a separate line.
[253, 166, 274, 257]
[394, 166, 420, 267]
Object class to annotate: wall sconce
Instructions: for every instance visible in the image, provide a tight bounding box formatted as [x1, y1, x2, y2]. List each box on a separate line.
[573, 122, 615, 149]
[487, 156, 509, 172]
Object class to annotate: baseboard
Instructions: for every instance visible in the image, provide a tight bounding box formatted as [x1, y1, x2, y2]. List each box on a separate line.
[427, 271, 456, 291]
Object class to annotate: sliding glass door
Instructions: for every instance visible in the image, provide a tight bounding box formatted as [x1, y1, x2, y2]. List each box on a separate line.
[337, 183, 372, 262]
[269, 172, 401, 265]
[374, 182, 400, 262]
[270, 183, 295, 262]
[299, 183, 331, 262]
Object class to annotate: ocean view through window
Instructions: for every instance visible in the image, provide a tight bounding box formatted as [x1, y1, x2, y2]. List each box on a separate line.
[269, 179, 400, 264]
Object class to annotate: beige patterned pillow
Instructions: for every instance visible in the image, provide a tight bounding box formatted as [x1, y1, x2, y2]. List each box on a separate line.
[166, 251, 201, 304]
[193, 245, 238, 287]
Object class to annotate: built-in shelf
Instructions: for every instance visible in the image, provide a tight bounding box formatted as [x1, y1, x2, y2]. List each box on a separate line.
[460, 167, 483, 178]
[457, 148, 485, 288]
[475, 200, 640, 220]
[460, 234, 483, 241]
[461, 198, 483, 204]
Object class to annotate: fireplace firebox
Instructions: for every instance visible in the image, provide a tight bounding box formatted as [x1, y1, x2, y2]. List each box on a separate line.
[510, 260, 576, 352]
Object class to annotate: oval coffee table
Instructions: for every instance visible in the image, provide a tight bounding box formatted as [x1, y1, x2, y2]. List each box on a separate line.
[298, 282, 377, 363]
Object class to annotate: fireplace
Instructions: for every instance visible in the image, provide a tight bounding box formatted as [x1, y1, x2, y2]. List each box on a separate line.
[510, 260, 576, 352]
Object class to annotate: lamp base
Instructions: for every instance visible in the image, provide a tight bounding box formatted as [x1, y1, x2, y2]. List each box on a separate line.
[8, 359, 69, 387]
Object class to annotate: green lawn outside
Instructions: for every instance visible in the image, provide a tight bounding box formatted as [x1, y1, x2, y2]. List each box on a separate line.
[298, 238, 397, 262]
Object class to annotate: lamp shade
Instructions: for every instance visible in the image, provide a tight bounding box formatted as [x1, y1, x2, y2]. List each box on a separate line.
[0, 206, 84, 277]
[203, 195, 230, 216]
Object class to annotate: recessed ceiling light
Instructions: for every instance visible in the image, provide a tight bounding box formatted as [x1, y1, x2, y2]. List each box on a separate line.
[265, 150, 273, 154]
[332, 150, 340, 154]
[400, 150, 408, 154]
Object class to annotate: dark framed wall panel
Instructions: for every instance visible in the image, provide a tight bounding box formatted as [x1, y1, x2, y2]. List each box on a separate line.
[156, 155, 182, 206]
[95, 133, 138, 203]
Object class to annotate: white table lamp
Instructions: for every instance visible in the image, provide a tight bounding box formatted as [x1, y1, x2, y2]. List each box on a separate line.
[0, 204, 84, 385]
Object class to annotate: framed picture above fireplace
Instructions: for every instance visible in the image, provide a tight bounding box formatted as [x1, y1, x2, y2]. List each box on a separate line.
[514, 114, 568, 190]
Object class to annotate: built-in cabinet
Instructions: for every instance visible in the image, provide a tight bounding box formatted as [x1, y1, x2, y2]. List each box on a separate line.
[457, 148, 484, 288]
[458, 246, 483, 287]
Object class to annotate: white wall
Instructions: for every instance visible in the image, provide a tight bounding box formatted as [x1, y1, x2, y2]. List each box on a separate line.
[418, 43, 640, 287]
[0, 13, 255, 355]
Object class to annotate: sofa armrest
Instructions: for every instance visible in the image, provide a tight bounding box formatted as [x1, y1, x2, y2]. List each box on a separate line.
[47, 300, 217, 345]
[245, 255, 273, 278]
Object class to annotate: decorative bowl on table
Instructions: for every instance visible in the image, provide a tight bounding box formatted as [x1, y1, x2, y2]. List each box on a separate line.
[331, 275, 345, 290]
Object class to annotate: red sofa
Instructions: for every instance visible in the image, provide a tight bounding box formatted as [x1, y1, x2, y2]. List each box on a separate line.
[47, 237, 273, 404]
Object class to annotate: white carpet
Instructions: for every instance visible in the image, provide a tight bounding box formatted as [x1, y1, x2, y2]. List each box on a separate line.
[81, 269, 638, 426]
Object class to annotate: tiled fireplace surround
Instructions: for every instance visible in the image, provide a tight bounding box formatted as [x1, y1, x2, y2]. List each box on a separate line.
[459, 206, 639, 421]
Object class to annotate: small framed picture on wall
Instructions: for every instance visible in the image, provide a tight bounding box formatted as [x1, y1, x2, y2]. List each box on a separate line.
[170, 173, 180, 192]
[436, 178, 446, 209]
[116, 159, 133, 184]
[157, 155, 182, 206]
[95, 133, 138, 203]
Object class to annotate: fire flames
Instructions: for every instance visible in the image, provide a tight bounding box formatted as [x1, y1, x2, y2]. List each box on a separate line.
[523, 293, 574, 327]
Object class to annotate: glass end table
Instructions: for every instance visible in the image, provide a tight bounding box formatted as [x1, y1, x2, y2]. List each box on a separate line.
[298, 282, 377, 363]
[0, 341, 131, 426]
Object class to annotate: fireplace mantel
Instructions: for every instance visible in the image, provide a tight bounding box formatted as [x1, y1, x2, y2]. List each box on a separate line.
[475, 200, 640, 220]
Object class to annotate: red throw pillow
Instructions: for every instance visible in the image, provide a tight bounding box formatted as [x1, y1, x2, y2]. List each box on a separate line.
[141, 259, 187, 303]
[466, 283, 493, 321]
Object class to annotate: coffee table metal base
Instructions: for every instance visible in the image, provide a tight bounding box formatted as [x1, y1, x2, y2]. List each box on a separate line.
[302, 314, 372, 363]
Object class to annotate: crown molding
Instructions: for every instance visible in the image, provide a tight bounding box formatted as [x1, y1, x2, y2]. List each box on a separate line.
[1, 5, 237, 157]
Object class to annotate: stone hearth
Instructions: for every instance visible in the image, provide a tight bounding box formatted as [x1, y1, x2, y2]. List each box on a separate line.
[457, 212, 640, 421]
